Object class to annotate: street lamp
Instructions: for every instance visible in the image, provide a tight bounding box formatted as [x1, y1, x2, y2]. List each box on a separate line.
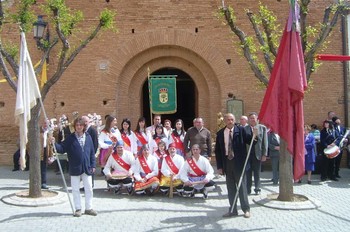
[33, 15, 50, 62]
[33, 15, 49, 50]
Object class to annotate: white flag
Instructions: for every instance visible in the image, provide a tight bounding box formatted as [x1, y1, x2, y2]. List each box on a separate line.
[14, 32, 42, 170]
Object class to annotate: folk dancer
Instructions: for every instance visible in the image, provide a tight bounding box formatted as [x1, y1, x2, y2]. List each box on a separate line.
[150, 124, 169, 153]
[120, 118, 138, 157]
[133, 144, 160, 195]
[134, 117, 152, 156]
[169, 119, 186, 158]
[159, 143, 184, 195]
[98, 116, 120, 175]
[179, 144, 215, 199]
[153, 140, 169, 180]
[103, 140, 135, 195]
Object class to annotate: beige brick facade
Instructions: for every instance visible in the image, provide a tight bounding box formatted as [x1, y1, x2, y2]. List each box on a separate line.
[0, 0, 347, 165]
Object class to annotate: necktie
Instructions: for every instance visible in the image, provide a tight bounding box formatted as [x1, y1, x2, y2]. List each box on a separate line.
[228, 129, 234, 160]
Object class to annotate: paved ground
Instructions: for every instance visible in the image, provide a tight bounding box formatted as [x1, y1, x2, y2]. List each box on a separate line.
[0, 165, 350, 232]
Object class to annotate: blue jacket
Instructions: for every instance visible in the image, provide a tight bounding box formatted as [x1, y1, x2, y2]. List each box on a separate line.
[55, 132, 96, 176]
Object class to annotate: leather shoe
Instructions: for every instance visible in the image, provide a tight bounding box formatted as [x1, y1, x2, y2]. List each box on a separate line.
[222, 212, 238, 218]
[243, 211, 251, 218]
[335, 175, 341, 178]
[41, 184, 49, 189]
[330, 177, 339, 181]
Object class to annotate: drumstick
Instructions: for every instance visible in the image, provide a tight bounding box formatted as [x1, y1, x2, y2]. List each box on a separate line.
[169, 174, 174, 198]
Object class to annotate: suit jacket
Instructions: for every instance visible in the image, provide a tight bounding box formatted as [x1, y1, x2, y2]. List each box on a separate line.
[215, 125, 248, 175]
[268, 132, 280, 158]
[87, 126, 98, 153]
[245, 124, 268, 160]
[55, 132, 96, 176]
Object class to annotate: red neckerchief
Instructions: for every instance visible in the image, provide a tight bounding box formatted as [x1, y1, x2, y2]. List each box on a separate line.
[154, 137, 161, 145]
[112, 151, 131, 171]
[187, 157, 206, 176]
[134, 131, 148, 145]
[138, 155, 152, 174]
[171, 133, 184, 151]
[165, 154, 179, 174]
[121, 133, 131, 147]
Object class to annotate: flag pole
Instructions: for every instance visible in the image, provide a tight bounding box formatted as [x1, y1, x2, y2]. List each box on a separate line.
[147, 67, 153, 126]
[229, 133, 256, 214]
[37, 90, 75, 215]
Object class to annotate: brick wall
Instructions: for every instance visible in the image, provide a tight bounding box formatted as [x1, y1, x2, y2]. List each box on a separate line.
[0, 0, 347, 165]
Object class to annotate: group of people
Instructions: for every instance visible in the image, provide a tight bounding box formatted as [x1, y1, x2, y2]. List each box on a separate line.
[17, 109, 347, 219]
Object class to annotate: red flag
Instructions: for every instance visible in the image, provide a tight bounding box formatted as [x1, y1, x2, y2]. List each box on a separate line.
[315, 54, 350, 61]
[259, 3, 307, 181]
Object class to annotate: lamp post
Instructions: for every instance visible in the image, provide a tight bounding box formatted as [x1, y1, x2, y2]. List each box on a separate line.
[33, 15, 50, 62]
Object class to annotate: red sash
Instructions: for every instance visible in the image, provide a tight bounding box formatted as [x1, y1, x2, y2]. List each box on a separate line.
[112, 151, 131, 171]
[187, 158, 206, 176]
[154, 137, 161, 146]
[138, 155, 152, 174]
[135, 131, 148, 145]
[165, 155, 179, 174]
[154, 150, 168, 159]
[171, 134, 184, 151]
[121, 133, 131, 147]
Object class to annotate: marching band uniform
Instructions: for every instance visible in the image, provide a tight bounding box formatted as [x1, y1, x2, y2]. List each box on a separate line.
[332, 117, 347, 178]
[159, 143, 184, 194]
[320, 121, 336, 181]
[133, 145, 160, 195]
[103, 141, 135, 194]
[178, 151, 215, 198]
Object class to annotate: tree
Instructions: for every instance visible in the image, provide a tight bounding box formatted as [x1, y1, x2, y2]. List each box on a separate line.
[219, 0, 350, 86]
[219, 0, 349, 201]
[0, 0, 116, 197]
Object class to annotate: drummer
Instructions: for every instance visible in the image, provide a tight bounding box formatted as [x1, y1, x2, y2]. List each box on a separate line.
[103, 140, 135, 194]
[159, 143, 184, 195]
[178, 144, 215, 199]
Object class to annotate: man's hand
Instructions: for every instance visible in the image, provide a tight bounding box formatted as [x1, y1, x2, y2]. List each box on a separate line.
[105, 174, 112, 180]
[261, 155, 267, 162]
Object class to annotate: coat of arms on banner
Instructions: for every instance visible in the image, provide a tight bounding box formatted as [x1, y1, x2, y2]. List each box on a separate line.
[159, 88, 168, 103]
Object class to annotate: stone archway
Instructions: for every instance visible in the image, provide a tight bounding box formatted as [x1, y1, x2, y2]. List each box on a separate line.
[114, 29, 230, 129]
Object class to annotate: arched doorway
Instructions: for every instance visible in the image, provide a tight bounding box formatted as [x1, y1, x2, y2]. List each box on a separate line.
[142, 67, 196, 130]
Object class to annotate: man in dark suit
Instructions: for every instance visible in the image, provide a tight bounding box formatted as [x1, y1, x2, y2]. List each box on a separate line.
[245, 112, 268, 195]
[215, 113, 250, 218]
[268, 131, 280, 185]
[82, 115, 99, 188]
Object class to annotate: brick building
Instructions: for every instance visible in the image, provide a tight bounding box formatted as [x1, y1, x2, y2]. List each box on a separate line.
[0, 0, 348, 165]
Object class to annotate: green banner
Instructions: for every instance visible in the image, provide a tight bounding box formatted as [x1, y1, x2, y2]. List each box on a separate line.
[149, 76, 177, 114]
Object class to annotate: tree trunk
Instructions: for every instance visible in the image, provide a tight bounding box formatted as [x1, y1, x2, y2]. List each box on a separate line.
[278, 139, 294, 201]
[28, 105, 42, 198]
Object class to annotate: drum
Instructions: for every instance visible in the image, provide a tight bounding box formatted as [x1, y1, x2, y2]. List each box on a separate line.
[324, 146, 340, 159]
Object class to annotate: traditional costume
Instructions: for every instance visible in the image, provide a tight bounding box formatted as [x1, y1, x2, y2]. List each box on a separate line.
[134, 130, 151, 155]
[121, 131, 138, 156]
[179, 155, 215, 198]
[103, 144, 135, 194]
[98, 129, 120, 167]
[169, 132, 186, 158]
[159, 149, 184, 194]
[133, 153, 159, 195]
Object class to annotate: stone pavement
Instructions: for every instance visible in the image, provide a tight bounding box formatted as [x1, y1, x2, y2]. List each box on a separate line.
[0, 165, 349, 232]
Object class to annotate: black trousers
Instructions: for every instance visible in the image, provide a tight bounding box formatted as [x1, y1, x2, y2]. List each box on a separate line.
[246, 155, 261, 193]
[226, 158, 250, 213]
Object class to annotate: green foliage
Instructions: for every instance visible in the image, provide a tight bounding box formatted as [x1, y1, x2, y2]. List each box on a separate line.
[3, 41, 18, 60]
[9, 0, 36, 32]
[100, 9, 117, 31]
[45, 0, 84, 36]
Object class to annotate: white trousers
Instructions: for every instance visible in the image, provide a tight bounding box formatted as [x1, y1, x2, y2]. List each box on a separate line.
[71, 173, 93, 211]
